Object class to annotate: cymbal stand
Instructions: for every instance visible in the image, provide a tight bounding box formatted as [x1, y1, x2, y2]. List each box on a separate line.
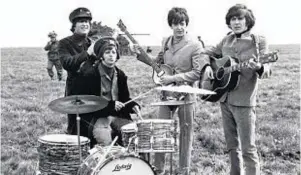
[75, 97, 82, 164]
[169, 106, 179, 175]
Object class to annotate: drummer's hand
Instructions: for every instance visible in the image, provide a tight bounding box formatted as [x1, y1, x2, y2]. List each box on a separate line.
[115, 101, 125, 111]
[132, 105, 142, 121]
[204, 66, 214, 79]
[159, 75, 175, 85]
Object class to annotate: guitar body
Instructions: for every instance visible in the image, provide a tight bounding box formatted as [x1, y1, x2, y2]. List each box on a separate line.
[200, 56, 240, 102]
[152, 64, 174, 85]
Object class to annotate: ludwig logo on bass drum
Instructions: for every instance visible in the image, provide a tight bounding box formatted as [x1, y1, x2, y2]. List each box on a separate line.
[112, 163, 132, 172]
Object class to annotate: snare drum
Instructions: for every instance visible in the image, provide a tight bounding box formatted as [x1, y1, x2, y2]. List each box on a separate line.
[78, 146, 155, 175]
[121, 122, 137, 151]
[37, 134, 90, 175]
[136, 119, 178, 153]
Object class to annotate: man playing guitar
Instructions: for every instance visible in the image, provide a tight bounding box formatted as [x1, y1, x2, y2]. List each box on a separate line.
[132, 7, 211, 175]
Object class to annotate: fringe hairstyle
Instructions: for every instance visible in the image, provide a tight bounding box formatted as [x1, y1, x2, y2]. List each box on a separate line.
[167, 7, 189, 27]
[225, 4, 255, 31]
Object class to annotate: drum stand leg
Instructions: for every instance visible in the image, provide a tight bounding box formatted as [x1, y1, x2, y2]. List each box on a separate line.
[169, 109, 177, 175]
[76, 114, 82, 164]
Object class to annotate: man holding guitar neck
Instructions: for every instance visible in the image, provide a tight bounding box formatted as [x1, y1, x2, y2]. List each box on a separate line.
[133, 7, 211, 175]
[201, 4, 273, 175]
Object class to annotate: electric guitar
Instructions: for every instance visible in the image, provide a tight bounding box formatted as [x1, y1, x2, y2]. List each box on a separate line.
[117, 19, 174, 85]
[199, 52, 278, 102]
[117, 19, 186, 100]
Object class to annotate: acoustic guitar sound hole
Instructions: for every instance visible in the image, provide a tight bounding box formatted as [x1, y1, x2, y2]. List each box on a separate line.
[216, 67, 224, 80]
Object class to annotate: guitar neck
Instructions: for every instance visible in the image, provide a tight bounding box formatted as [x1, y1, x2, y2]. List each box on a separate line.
[224, 54, 275, 74]
[123, 30, 162, 74]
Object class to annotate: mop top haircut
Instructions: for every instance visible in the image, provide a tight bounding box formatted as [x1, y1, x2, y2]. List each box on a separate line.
[167, 7, 189, 27]
[225, 4, 255, 31]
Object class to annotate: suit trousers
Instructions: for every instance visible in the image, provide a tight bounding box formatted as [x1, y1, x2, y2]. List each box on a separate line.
[154, 101, 195, 175]
[220, 102, 260, 175]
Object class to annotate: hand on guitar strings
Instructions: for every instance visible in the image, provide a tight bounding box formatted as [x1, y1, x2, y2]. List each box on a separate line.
[248, 54, 263, 70]
[159, 75, 175, 85]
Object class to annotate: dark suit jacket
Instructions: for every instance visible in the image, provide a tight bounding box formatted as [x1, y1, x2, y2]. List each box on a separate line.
[58, 34, 138, 145]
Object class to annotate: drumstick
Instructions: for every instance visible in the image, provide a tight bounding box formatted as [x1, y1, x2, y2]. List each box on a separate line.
[137, 112, 144, 120]
[124, 88, 154, 105]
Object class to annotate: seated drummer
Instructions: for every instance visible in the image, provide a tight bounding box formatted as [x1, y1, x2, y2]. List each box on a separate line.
[91, 37, 141, 147]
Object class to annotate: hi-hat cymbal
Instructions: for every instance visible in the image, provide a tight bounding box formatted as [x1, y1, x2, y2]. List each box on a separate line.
[48, 95, 108, 114]
[155, 85, 216, 95]
[150, 100, 195, 106]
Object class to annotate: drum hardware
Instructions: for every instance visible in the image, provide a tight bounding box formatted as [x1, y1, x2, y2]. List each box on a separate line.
[48, 95, 108, 114]
[48, 95, 109, 164]
[153, 85, 214, 175]
[150, 100, 195, 106]
[37, 134, 90, 175]
[155, 85, 216, 95]
[77, 136, 156, 175]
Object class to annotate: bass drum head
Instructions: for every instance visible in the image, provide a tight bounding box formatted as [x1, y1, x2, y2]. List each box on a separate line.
[94, 155, 155, 175]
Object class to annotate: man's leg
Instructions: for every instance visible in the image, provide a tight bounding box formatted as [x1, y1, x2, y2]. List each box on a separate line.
[93, 117, 112, 146]
[54, 59, 63, 81]
[233, 106, 260, 175]
[220, 102, 243, 175]
[177, 103, 194, 175]
[47, 60, 54, 80]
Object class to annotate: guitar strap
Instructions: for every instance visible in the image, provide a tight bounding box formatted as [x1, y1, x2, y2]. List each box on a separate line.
[161, 36, 172, 63]
[251, 34, 260, 62]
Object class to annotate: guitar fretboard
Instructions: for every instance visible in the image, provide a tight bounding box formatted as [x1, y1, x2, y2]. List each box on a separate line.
[121, 26, 162, 74]
[221, 52, 277, 75]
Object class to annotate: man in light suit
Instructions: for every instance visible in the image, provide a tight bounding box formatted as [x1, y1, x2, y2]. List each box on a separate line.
[202, 4, 272, 175]
[133, 7, 211, 175]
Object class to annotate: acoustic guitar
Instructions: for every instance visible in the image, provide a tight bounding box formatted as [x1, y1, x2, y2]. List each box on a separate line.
[199, 52, 278, 102]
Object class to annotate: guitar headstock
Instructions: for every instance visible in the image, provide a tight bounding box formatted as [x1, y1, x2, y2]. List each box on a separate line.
[260, 51, 279, 63]
[117, 19, 127, 32]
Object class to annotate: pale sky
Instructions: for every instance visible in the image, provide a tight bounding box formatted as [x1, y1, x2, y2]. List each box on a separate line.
[1, 0, 300, 47]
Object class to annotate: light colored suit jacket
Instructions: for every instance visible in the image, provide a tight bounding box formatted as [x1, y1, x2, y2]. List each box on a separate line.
[161, 35, 209, 83]
[203, 31, 272, 107]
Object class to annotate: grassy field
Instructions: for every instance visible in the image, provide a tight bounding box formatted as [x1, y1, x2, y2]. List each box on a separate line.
[1, 44, 300, 174]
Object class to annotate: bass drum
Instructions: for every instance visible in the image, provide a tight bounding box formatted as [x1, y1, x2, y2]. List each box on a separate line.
[78, 147, 155, 175]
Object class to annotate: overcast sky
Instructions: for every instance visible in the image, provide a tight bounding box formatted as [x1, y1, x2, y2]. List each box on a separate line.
[1, 0, 300, 47]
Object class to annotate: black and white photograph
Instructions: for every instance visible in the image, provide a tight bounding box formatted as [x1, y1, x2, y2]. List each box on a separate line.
[1, 0, 300, 174]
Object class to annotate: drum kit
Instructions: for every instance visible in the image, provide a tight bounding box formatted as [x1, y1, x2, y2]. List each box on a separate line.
[36, 85, 215, 175]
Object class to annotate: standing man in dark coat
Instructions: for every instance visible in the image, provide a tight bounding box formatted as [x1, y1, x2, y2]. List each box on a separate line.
[58, 7, 98, 146]
[44, 31, 63, 80]
[58, 7, 141, 147]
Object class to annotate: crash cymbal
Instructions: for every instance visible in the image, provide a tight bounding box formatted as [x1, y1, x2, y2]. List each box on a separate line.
[150, 100, 195, 106]
[155, 85, 216, 95]
[48, 95, 108, 114]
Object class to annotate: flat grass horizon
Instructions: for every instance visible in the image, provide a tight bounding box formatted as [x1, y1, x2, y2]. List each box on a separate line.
[1, 44, 300, 174]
